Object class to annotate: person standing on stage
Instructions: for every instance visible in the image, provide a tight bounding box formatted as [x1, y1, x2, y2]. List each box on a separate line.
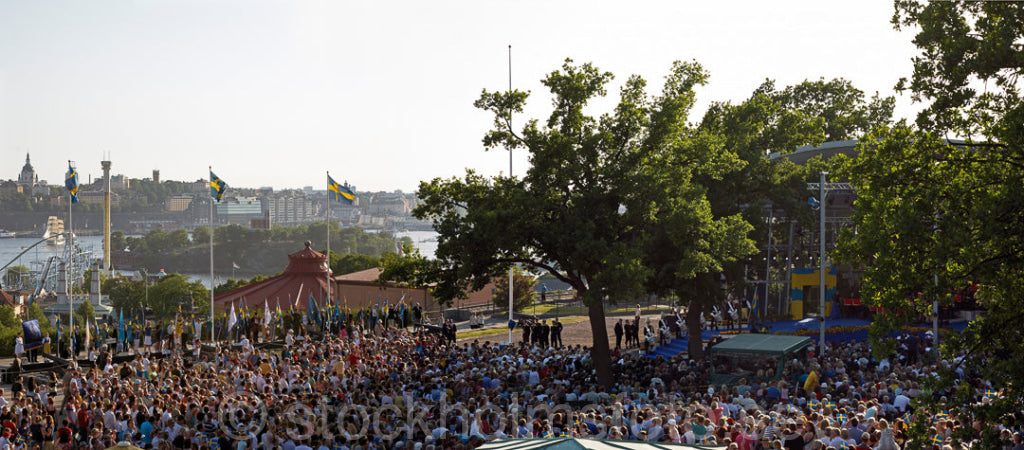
[551, 318, 563, 348]
[614, 319, 624, 350]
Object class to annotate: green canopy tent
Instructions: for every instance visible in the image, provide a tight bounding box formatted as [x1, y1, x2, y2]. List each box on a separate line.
[708, 333, 812, 385]
[477, 437, 726, 449]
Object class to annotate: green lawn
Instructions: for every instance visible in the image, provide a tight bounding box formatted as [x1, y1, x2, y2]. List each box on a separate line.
[522, 303, 675, 317]
[458, 316, 588, 340]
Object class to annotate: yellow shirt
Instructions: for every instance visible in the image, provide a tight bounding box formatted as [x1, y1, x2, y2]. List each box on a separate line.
[804, 371, 819, 392]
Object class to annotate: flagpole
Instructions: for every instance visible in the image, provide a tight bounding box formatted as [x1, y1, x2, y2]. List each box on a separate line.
[68, 160, 74, 355]
[209, 166, 215, 343]
[326, 171, 331, 312]
[507, 44, 514, 344]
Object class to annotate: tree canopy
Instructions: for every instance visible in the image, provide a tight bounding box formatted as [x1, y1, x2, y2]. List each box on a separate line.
[833, 2, 1024, 446]
[399, 59, 762, 387]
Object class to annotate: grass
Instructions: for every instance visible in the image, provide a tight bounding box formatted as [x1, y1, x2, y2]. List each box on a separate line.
[458, 316, 589, 340]
[524, 303, 675, 317]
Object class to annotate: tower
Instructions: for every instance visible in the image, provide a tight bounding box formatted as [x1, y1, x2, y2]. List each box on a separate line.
[102, 160, 112, 272]
[18, 153, 37, 188]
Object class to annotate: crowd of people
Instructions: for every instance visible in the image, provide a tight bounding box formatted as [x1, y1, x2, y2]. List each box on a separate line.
[516, 318, 563, 349]
[0, 309, 1019, 450]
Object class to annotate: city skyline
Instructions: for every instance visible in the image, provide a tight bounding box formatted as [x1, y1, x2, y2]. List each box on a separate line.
[3, 1, 921, 193]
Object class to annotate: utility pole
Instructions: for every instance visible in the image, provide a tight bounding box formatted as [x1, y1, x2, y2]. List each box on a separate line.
[806, 173, 855, 358]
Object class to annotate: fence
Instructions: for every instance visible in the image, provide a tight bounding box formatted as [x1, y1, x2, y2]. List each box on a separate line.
[444, 291, 674, 321]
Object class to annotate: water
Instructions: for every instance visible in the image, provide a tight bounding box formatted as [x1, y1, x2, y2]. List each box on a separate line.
[3, 230, 440, 290]
[0, 235, 106, 271]
[396, 229, 439, 259]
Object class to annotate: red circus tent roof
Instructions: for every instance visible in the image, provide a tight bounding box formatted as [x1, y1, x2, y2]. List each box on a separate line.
[213, 241, 339, 312]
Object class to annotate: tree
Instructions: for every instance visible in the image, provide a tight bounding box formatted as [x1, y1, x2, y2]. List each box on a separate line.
[404, 59, 735, 387]
[329, 253, 380, 276]
[25, 304, 49, 329]
[775, 78, 895, 142]
[830, 2, 1024, 446]
[214, 274, 270, 295]
[106, 277, 146, 314]
[893, 1, 1024, 142]
[0, 305, 18, 329]
[79, 268, 105, 294]
[491, 268, 537, 313]
[191, 226, 211, 245]
[3, 265, 30, 289]
[149, 274, 206, 317]
[76, 300, 96, 323]
[110, 231, 127, 253]
[649, 76, 890, 359]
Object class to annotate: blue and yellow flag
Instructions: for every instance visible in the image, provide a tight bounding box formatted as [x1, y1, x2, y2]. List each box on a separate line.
[328, 175, 355, 204]
[308, 293, 322, 326]
[210, 170, 227, 202]
[275, 299, 283, 329]
[65, 163, 79, 204]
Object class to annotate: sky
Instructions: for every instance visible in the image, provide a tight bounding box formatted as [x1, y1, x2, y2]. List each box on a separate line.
[0, 0, 923, 194]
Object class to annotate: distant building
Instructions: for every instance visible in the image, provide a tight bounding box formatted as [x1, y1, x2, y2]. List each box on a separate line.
[266, 196, 317, 225]
[189, 179, 209, 193]
[78, 190, 121, 206]
[152, 170, 160, 183]
[110, 174, 130, 191]
[0, 180, 23, 195]
[215, 196, 263, 225]
[17, 153, 37, 189]
[165, 194, 194, 212]
[369, 192, 410, 215]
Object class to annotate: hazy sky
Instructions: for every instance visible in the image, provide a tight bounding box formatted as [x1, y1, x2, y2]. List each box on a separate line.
[1, 1, 921, 193]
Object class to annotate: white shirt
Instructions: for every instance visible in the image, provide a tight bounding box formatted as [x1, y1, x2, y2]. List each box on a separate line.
[893, 394, 911, 412]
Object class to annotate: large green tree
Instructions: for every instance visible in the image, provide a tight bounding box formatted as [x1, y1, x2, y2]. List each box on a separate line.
[403, 59, 746, 386]
[834, 2, 1024, 446]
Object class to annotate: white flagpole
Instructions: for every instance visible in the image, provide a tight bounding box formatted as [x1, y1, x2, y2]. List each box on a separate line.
[326, 171, 331, 311]
[209, 166, 215, 343]
[68, 160, 74, 354]
[507, 44, 514, 344]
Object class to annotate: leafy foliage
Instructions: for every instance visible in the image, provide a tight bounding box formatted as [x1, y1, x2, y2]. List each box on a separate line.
[214, 274, 271, 295]
[399, 59, 756, 386]
[490, 268, 537, 313]
[828, 2, 1024, 446]
[3, 265, 30, 289]
[893, 1, 1024, 143]
[328, 252, 381, 276]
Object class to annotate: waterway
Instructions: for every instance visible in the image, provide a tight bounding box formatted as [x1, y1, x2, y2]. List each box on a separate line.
[1, 230, 439, 290]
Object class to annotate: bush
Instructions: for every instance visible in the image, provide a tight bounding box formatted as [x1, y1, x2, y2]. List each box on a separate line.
[0, 326, 21, 357]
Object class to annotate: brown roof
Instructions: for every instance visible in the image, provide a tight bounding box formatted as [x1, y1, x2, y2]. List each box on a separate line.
[214, 241, 338, 312]
[335, 267, 384, 283]
[0, 290, 14, 307]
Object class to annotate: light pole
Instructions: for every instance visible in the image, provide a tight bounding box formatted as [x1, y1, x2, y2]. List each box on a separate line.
[817, 172, 826, 355]
[806, 171, 841, 356]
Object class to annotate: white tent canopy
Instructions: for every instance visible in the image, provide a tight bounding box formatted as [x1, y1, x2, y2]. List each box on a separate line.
[477, 438, 727, 450]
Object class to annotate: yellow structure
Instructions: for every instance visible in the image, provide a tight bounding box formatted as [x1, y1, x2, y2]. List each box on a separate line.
[789, 268, 837, 319]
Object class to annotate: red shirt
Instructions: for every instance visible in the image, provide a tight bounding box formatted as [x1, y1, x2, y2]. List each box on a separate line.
[57, 427, 72, 442]
[77, 409, 90, 428]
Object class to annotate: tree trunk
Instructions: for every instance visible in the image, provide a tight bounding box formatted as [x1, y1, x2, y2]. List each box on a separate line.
[686, 302, 704, 361]
[587, 300, 613, 388]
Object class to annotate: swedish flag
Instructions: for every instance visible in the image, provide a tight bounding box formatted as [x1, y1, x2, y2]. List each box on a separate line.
[65, 163, 79, 204]
[328, 175, 355, 204]
[210, 170, 227, 202]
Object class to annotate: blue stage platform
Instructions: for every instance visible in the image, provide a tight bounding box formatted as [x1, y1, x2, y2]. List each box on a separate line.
[645, 318, 969, 359]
